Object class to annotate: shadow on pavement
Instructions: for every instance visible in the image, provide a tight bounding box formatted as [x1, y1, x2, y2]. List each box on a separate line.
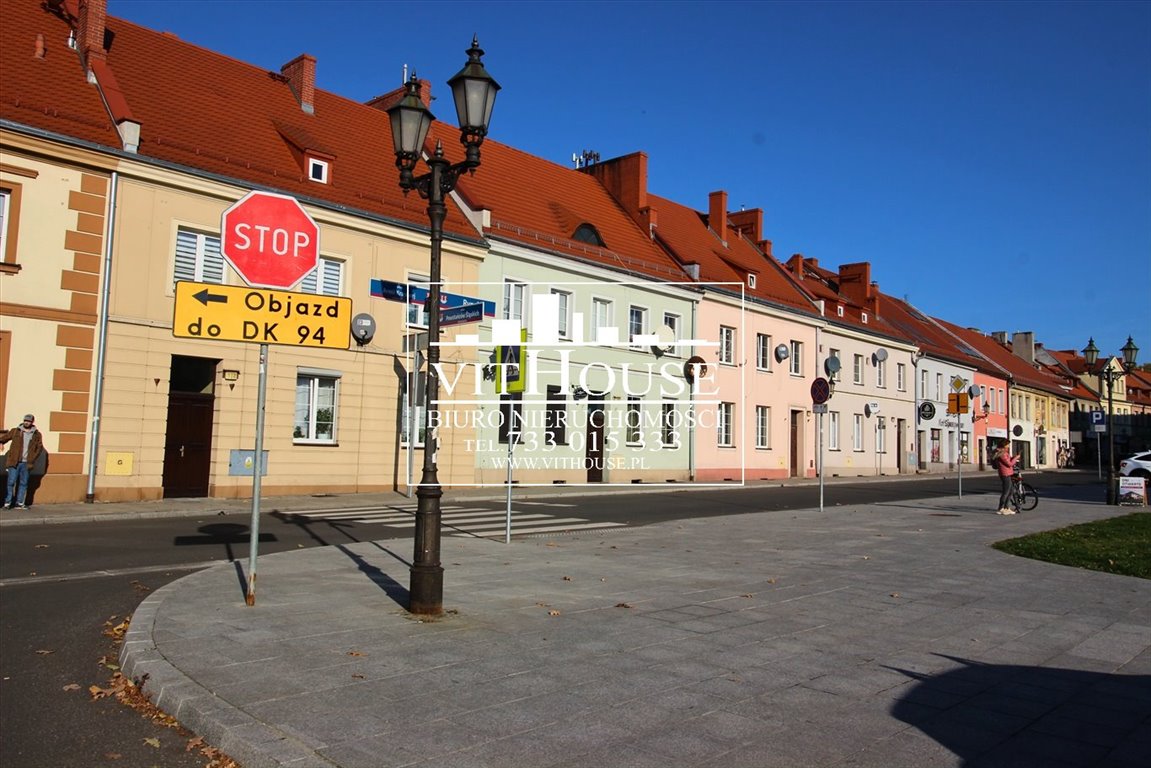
[887, 654, 1151, 765]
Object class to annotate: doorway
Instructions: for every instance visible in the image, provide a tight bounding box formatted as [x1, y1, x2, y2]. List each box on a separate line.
[585, 399, 605, 483]
[789, 409, 802, 478]
[162, 355, 218, 498]
[896, 419, 906, 473]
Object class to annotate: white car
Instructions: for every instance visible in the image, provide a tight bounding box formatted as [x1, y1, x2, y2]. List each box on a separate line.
[1119, 451, 1151, 479]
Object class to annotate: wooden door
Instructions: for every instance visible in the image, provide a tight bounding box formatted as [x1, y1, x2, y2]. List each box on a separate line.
[162, 393, 214, 498]
[789, 410, 800, 477]
[585, 400, 605, 483]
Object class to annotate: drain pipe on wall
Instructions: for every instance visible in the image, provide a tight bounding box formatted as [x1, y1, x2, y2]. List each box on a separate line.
[85, 171, 118, 502]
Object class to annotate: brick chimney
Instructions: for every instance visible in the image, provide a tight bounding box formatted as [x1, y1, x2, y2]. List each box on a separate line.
[583, 152, 657, 234]
[786, 253, 806, 280]
[708, 191, 728, 245]
[78, 0, 108, 69]
[281, 54, 317, 115]
[838, 262, 881, 317]
[728, 209, 761, 242]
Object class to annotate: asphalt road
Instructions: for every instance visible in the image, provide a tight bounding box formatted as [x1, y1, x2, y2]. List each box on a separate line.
[0, 471, 1101, 767]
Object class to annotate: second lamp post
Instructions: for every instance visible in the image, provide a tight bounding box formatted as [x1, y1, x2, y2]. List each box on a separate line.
[1082, 336, 1139, 505]
[386, 38, 500, 615]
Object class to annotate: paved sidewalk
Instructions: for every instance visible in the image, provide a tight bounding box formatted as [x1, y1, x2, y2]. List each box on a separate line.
[117, 487, 1151, 768]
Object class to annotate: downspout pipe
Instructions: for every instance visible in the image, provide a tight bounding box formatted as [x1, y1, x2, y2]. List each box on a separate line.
[85, 171, 118, 502]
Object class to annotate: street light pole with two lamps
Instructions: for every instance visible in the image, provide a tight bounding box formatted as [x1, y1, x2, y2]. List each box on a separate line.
[385, 38, 500, 616]
[1082, 336, 1139, 506]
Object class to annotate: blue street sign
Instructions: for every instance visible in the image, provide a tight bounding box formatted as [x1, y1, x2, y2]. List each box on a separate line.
[369, 279, 496, 318]
[1090, 411, 1105, 425]
[440, 302, 485, 328]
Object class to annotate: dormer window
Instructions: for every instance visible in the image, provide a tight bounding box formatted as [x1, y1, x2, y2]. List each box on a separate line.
[747, 273, 757, 289]
[572, 223, 605, 247]
[308, 157, 329, 184]
[837, 305, 844, 317]
[861, 311, 869, 324]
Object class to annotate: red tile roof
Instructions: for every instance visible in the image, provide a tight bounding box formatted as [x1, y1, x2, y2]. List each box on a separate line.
[1, 0, 478, 240]
[933, 318, 1076, 398]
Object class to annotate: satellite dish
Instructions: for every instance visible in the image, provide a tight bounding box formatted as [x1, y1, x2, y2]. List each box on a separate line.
[651, 324, 676, 355]
[968, 384, 980, 399]
[864, 401, 881, 417]
[824, 357, 842, 376]
[351, 313, 376, 346]
[873, 348, 889, 363]
[775, 344, 790, 362]
[684, 355, 708, 383]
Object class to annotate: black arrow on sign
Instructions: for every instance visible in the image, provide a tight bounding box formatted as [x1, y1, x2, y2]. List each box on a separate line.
[193, 288, 228, 306]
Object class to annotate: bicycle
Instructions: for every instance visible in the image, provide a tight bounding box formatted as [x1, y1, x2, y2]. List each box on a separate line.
[1009, 471, 1039, 512]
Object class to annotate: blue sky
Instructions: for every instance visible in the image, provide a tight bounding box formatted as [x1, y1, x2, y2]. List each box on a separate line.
[110, 0, 1151, 360]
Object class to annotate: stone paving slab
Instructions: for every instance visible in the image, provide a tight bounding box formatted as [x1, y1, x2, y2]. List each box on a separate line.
[121, 490, 1151, 767]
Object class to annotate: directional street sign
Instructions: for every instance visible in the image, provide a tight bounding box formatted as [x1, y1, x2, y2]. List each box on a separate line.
[173, 281, 351, 349]
[439, 302, 485, 328]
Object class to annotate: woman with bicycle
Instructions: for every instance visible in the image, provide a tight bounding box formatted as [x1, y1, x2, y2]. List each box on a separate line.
[992, 442, 1021, 515]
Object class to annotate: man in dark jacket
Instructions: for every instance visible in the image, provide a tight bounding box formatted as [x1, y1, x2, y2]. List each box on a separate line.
[2, 414, 44, 509]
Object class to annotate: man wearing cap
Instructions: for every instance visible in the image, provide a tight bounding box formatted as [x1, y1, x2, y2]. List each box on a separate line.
[2, 414, 44, 510]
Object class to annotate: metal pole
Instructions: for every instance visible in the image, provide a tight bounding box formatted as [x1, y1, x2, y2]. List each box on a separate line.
[818, 411, 824, 513]
[957, 414, 963, 499]
[505, 425, 513, 544]
[410, 157, 447, 616]
[406, 347, 422, 499]
[1106, 375, 1116, 505]
[246, 343, 268, 606]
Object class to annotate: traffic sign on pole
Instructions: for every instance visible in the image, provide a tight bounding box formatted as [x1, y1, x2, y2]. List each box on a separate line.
[221, 191, 320, 289]
[173, 281, 350, 349]
[810, 377, 831, 405]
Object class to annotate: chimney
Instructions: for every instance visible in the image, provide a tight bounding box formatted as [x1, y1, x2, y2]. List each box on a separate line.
[708, 191, 728, 245]
[281, 54, 317, 115]
[991, 331, 1008, 344]
[78, 0, 108, 70]
[583, 152, 657, 233]
[1012, 331, 1036, 364]
[837, 262, 872, 307]
[786, 253, 806, 280]
[728, 208, 762, 243]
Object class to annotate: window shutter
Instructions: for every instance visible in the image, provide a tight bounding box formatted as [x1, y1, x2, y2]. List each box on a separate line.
[174, 229, 199, 282]
[201, 235, 224, 283]
[321, 259, 342, 296]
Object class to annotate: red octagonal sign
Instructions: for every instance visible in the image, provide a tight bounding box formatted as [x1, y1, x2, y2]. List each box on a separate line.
[221, 191, 319, 289]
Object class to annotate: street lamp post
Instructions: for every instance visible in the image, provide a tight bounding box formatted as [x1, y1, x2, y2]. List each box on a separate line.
[1082, 336, 1139, 505]
[386, 38, 499, 615]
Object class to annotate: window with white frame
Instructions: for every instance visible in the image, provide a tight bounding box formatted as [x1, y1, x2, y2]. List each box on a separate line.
[897, 363, 906, 391]
[718, 402, 734, 446]
[307, 157, 329, 184]
[173, 227, 225, 284]
[0, 188, 11, 265]
[829, 411, 840, 450]
[661, 402, 678, 447]
[755, 405, 770, 449]
[935, 373, 942, 401]
[592, 298, 612, 342]
[503, 279, 527, 321]
[407, 274, 429, 328]
[298, 257, 343, 296]
[662, 312, 681, 355]
[551, 288, 572, 339]
[853, 414, 864, 451]
[748, 273, 757, 289]
[628, 305, 648, 346]
[877, 419, 886, 454]
[828, 348, 841, 381]
[979, 385, 987, 409]
[719, 326, 736, 364]
[400, 373, 426, 447]
[756, 333, 771, 371]
[626, 396, 642, 445]
[294, 369, 339, 443]
[876, 358, 887, 388]
[789, 340, 802, 375]
[920, 370, 929, 400]
[853, 354, 864, 385]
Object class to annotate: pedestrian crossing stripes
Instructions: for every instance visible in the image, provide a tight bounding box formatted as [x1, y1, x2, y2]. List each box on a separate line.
[283, 503, 625, 539]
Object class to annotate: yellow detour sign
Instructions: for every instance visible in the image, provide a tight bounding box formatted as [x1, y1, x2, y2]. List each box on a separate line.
[173, 281, 351, 349]
[947, 392, 970, 415]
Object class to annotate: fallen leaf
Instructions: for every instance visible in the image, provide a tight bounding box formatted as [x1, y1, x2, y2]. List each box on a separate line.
[890, 593, 901, 598]
[34, 544, 49, 549]
[548, 609, 561, 616]
[35, 649, 54, 656]
[615, 602, 633, 609]
[104, 753, 122, 760]
[546, 542, 558, 548]
[562, 576, 572, 581]
[742, 594, 754, 598]
[347, 651, 364, 657]
[351, 674, 364, 680]
[185, 737, 205, 752]
[62, 683, 81, 691]
[143, 737, 160, 748]
[767, 578, 776, 584]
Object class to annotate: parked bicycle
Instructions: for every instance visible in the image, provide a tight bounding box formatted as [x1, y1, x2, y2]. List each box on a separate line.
[1009, 471, 1039, 512]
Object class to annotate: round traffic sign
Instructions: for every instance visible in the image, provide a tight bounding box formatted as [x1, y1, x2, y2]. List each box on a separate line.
[810, 377, 831, 404]
[221, 191, 320, 289]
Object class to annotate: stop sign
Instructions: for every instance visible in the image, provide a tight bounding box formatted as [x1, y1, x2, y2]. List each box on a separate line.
[221, 191, 319, 289]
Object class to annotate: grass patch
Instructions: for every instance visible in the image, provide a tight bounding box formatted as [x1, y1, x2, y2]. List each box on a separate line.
[992, 512, 1151, 579]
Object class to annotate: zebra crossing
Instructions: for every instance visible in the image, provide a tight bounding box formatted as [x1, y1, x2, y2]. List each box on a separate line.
[282, 501, 626, 539]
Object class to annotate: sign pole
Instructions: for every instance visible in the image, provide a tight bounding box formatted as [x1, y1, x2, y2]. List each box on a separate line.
[818, 411, 825, 513]
[957, 412, 963, 499]
[245, 343, 268, 606]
